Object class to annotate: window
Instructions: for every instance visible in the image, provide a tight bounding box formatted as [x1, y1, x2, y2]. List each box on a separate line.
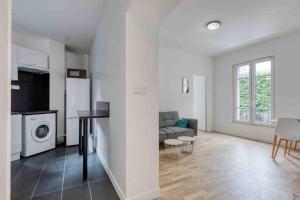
[234, 57, 274, 125]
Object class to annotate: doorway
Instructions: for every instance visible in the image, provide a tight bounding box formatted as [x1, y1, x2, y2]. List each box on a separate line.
[193, 75, 207, 132]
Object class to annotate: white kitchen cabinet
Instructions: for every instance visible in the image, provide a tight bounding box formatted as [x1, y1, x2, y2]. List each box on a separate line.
[65, 51, 78, 69]
[65, 51, 89, 70]
[77, 54, 89, 70]
[11, 114, 22, 161]
[18, 46, 48, 70]
[11, 45, 18, 80]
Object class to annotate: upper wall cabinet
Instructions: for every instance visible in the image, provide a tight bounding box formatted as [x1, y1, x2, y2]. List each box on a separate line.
[11, 45, 18, 80]
[17, 46, 48, 71]
[65, 51, 88, 70]
[65, 51, 78, 69]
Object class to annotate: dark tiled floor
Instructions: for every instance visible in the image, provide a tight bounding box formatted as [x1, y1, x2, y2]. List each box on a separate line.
[11, 146, 119, 200]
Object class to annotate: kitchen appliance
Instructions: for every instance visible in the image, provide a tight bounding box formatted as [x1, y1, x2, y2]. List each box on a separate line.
[66, 78, 90, 146]
[67, 68, 87, 78]
[22, 113, 56, 157]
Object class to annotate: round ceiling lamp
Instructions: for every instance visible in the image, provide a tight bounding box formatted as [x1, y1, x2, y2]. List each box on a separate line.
[206, 20, 221, 30]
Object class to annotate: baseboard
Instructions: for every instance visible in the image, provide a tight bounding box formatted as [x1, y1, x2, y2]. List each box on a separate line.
[96, 151, 126, 200]
[214, 130, 272, 144]
[11, 152, 20, 161]
[126, 188, 160, 200]
[97, 151, 161, 200]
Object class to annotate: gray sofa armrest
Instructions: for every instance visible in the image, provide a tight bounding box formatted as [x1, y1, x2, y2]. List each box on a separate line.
[187, 119, 198, 131]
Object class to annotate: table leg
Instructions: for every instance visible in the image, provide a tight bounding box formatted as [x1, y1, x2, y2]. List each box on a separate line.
[79, 118, 83, 155]
[271, 134, 277, 158]
[83, 118, 88, 181]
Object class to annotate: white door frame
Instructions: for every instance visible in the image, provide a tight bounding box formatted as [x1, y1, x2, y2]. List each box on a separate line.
[0, 0, 11, 199]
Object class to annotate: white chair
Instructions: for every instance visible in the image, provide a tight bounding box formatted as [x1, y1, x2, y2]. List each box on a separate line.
[272, 118, 300, 161]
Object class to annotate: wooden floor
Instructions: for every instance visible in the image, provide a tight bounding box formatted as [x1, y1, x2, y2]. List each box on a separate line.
[157, 133, 300, 200]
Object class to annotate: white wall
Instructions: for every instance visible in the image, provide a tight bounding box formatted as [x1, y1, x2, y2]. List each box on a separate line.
[0, 0, 11, 199]
[193, 75, 206, 131]
[90, 1, 184, 199]
[12, 31, 65, 139]
[214, 30, 300, 143]
[125, 11, 160, 200]
[89, 0, 126, 198]
[159, 46, 214, 131]
[90, 1, 163, 199]
[49, 40, 65, 140]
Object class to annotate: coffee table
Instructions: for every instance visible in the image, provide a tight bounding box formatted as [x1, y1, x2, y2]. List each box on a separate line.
[178, 136, 196, 154]
[164, 139, 184, 158]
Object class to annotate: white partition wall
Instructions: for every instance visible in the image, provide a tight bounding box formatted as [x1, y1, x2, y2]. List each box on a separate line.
[0, 0, 11, 199]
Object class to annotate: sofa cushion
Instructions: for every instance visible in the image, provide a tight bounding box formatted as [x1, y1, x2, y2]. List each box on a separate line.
[159, 129, 169, 135]
[160, 127, 194, 134]
[159, 126, 196, 142]
[175, 118, 189, 128]
[166, 131, 196, 140]
[163, 119, 176, 127]
[159, 111, 179, 128]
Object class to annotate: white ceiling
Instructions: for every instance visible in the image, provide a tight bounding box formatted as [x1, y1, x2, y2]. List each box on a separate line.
[127, 0, 184, 21]
[160, 0, 300, 57]
[12, 0, 106, 53]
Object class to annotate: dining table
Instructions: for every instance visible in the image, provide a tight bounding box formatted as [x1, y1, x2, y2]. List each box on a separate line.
[77, 109, 109, 181]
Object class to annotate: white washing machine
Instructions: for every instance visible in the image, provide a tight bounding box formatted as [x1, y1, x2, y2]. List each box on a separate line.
[22, 113, 56, 157]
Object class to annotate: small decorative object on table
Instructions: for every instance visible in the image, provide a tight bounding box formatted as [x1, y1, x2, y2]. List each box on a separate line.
[164, 139, 183, 158]
[178, 136, 196, 154]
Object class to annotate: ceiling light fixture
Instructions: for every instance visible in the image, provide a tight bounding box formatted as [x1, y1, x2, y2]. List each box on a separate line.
[206, 20, 221, 30]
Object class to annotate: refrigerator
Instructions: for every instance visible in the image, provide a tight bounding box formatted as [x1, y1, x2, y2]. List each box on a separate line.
[66, 78, 90, 146]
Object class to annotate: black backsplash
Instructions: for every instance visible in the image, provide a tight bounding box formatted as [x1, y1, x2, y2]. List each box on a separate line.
[11, 71, 49, 112]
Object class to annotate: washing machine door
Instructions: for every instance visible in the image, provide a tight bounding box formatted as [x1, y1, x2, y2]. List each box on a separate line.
[31, 122, 53, 143]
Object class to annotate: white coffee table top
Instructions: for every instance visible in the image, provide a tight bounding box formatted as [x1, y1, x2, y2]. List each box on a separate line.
[178, 136, 196, 142]
[164, 139, 183, 146]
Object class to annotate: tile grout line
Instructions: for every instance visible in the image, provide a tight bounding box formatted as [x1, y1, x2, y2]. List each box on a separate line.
[32, 181, 90, 199]
[15, 147, 109, 200]
[29, 151, 50, 200]
[61, 147, 67, 200]
[31, 148, 102, 199]
[88, 181, 93, 200]
[31, 188, 62, 198]
[64, 160, 101, 170]
[12, 159, 29, 183]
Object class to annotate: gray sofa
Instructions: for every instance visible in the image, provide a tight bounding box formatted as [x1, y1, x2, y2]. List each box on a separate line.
[159, 111, 198, 142]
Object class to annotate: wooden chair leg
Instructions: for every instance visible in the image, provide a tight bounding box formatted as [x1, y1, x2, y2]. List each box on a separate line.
[288, 140, 293, 155]
[284, 140, 288, 157]
[273, 138, 282, 161]
[272, 134, 277, 158]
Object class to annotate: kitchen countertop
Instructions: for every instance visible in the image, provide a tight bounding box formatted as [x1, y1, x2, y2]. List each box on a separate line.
[12, 110, 58, 115]
[77, 110, 109, 119]
[11, 112, 22, 115]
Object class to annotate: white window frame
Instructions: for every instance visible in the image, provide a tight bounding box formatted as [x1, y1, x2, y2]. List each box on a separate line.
[233, 62, 251, 124]
[233, 57, 275, 127]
